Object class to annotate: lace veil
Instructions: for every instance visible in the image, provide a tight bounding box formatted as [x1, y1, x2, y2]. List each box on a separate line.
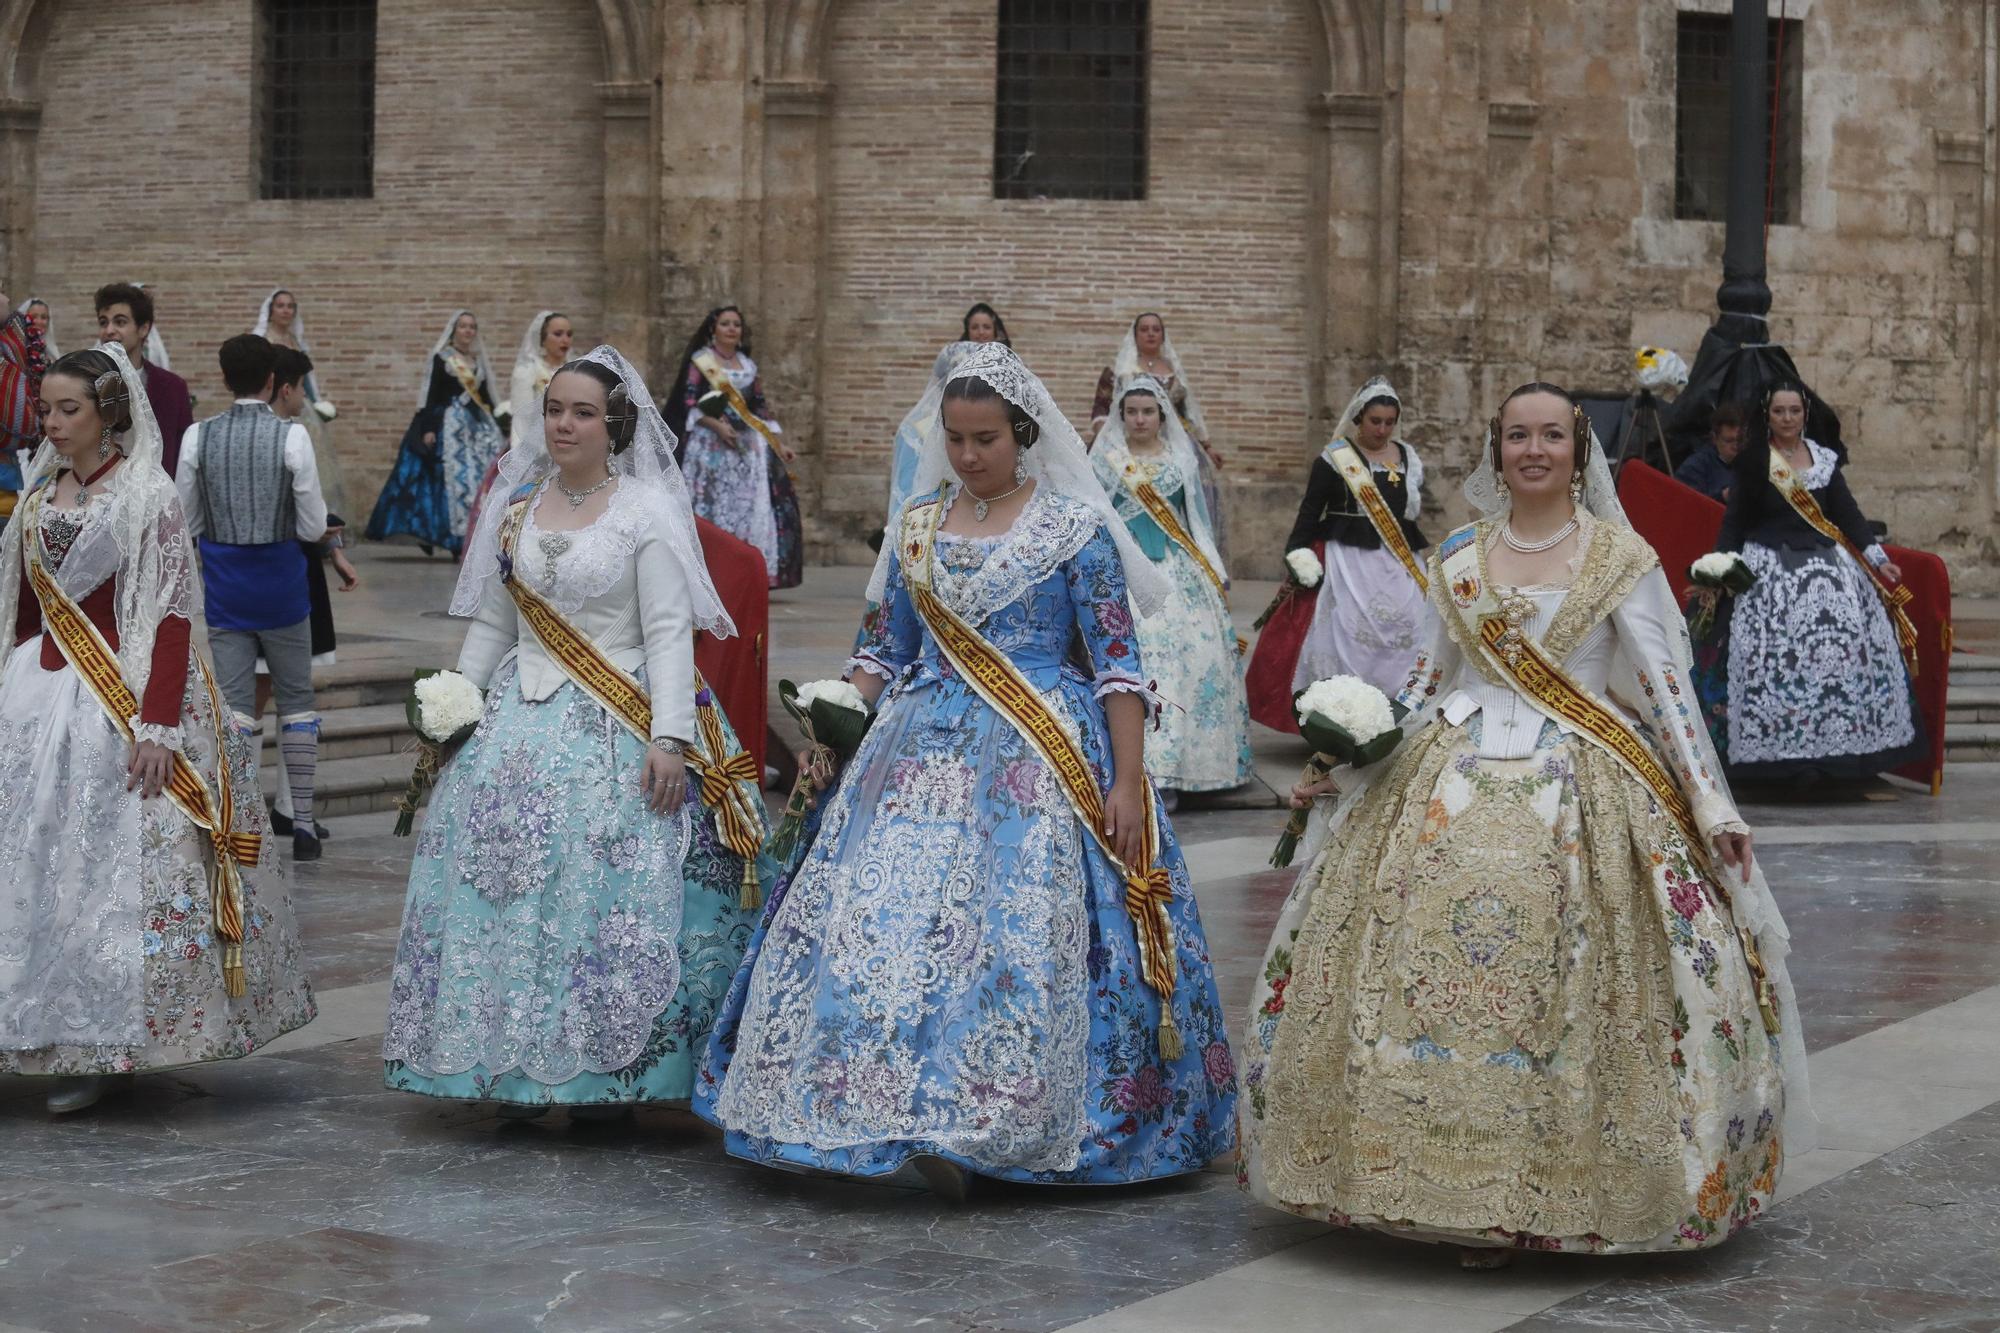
[251, 287, 321, 399]
[450, 344, 733, 637]
[509, 310, 563, 443]
[0, 342, 202, 697]
[1091, 374, 1224, 578]
[885, 340, 980, 528]
[1112, 315, 1208, 442]
[869, 341, 1171, 615]
[13, 297, 56, 359]
[417, 309, 494, 408]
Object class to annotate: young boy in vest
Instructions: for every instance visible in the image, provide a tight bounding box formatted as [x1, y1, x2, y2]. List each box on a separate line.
[175, 334, 330, 861]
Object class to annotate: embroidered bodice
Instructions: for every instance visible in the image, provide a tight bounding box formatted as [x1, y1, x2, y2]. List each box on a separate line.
[456, 482, 697, 742]
[850, 489, 1148, 703]
[1286, 441, 1427, 554]
[1397, 518, 1742, 837]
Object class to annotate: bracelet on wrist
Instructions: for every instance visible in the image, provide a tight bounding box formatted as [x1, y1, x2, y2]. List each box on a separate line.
[651, 736, 688, 757]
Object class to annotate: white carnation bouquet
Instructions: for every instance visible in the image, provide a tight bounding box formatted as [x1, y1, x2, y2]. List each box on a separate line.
[1270, 675, 1405, 868]
[1285, 547, 1323, 588]
[393, 669, 486, 837]
[1686, 552, 1755, 638]
[311, 398, 338, 422]
[768, 677, 874, 866]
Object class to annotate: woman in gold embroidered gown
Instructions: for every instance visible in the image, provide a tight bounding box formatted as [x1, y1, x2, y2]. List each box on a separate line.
[1238, 383, 1804, 1262]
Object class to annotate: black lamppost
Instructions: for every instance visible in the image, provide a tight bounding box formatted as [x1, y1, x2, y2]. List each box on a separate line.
[1665, 0, 1838, 457]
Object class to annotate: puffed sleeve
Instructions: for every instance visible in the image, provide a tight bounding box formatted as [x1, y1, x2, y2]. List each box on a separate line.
[1284, 457, 1342, 553]
[1392, 575, 1458, 722]
[1065, 524, 1155, 708]
[847, 550, 922, 683]
[635, 517, 697, 743]
[1400, 443, 1426, 522]
[454, 575, 519, 692]
[1609, 566, 1743, 839]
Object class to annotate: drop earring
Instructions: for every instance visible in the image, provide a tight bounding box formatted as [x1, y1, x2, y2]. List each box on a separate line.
[1013, 455, 1028, 486]
[97, 427, 114, 462]
[1569, 474, 1583, 501]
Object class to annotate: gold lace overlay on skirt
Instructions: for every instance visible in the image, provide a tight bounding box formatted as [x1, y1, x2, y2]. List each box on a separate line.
[1257, 721, 1704, 1244]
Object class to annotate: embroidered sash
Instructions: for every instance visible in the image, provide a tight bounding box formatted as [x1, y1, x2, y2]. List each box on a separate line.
[899, 497, 1185, 1060]
[1325, 441, 1428, 593]
[1122, 460, 1225, 598]
[446, 352, 497, 418]
[690, 350, 784, 454]
[496, 487, 768, 904]
[20, 483, 259, 997]
[1768, 448, 1919, 674]
[1437, 524, 1781, 1034]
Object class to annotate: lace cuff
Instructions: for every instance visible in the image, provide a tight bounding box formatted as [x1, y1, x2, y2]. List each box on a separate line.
[845, 652, 898, 683]
[1094, 672, 1165, 721]
[130, 720, 185, 753]
[1863, 543, 1890, 568]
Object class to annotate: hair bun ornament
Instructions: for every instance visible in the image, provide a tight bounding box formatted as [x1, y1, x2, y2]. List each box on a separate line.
[604, 382, 638, 452]
[93, 367, 133, 433]
[1014, 414, 1041, 450]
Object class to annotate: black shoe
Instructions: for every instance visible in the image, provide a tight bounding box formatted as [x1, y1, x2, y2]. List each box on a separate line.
[293, 830, 322, 863]
[267, 807, 332, 840]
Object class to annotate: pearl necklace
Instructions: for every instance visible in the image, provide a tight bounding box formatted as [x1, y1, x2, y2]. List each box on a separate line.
[1501, 516, 1579, 553]
[959, 478, 1029, 522]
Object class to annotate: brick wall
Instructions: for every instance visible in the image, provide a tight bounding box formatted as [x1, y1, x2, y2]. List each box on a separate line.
[27, 0, 606, 516]
[814, 0, 1321, 559]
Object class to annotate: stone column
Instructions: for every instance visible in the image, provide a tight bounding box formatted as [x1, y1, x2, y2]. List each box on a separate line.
[600, 80, 658, 369]
[0, 100, 39, 299]
[759, 77, 830, 548]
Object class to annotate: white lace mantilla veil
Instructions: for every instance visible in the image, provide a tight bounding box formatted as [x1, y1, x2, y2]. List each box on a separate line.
[417, 309, 495, 408]
[0, 342, 203, 697]
[128, 281, 171, 371]
[1300, 393, 1813, 1148]
[251, 287, 309, 352]
[509, 310, 561, 434]
[1112, 315, 1208, 442]
[885, 340, 980, 526]
[1092, 373, 1225, 578]
[868, 341, 1171, 616]
[13, 297, 56, 359]
[449, 344, 734, 638]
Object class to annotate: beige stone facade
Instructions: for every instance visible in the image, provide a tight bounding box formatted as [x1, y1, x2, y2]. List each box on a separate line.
[2, 0, 1995, 585]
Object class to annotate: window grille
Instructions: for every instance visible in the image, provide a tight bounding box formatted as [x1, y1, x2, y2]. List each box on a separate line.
[1674, 13, 1803, 225]
[256, 0, 376, 200]
[994, 0, 1148, 201]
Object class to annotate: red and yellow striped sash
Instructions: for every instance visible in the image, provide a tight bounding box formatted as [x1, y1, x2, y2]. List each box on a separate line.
[691, 349, 784, 455]
[1767, 449, 1918, 675]
[1327, 442, 1428, 593]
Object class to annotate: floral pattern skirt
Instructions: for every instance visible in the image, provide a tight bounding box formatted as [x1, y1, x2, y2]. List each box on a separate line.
[0, 653, 315, 1076]
[1135, 544, 1252, 791]
[383, 664, 760, 1107]
[1293, 541, 1430, 700]
[1239, 716, 1787, 1252]
[685, 427, 802, 589]
[696, 671, 1237, 1183]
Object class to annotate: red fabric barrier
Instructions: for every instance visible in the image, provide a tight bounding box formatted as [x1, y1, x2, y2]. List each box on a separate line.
[1617, 461, 1951, 792]
[695, 517, 769, 774]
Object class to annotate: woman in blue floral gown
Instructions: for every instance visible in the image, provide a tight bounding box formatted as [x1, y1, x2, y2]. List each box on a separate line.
[366, 310, 505, 557]
[382, 346, 768, 1118]
[697, 344, 1236, 1192]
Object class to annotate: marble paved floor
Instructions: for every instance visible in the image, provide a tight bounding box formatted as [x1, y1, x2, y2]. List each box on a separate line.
[4, 557, 1998, 1332]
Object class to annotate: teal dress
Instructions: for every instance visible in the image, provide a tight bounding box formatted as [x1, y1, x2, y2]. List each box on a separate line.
[384, 667, 773, 1108]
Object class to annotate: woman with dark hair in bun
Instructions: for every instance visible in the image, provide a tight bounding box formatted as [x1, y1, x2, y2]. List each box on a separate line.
[0, 345, 315, 1114]
[673, 305, 802, 589]
[382, 346, 768, 1121]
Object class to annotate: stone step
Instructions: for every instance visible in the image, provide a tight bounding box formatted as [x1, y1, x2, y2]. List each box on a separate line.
[258, 704, 414, 763]
[312, 668, 422, 712]
[261, 750, 413, 819]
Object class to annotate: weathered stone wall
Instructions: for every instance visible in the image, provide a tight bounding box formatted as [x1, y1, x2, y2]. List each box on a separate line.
[16, 0, 607, 509]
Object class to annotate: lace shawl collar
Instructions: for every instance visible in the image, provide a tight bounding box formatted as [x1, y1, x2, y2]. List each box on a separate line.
[930, 488, 1100, 626]
[517, 481, 656, 615]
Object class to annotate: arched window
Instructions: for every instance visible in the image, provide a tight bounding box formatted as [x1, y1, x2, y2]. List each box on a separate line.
[994, 0, 1149, 201]
[255, 0, 377, 200]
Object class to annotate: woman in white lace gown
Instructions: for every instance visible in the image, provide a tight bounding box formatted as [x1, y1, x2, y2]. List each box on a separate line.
[1091, 375, 1251, 795]
[0, 345, 314, 1113]
[1240, 383, 1802, 1262]
[672, 306, 802, 588]
[382, 347, 760, 1119]
[1085, 313, 1228, 564]
[697, 344, 1236, 1195]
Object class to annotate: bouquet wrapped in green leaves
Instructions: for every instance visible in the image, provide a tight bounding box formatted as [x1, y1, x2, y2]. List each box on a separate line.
[1686, 552, 1756, 638]
[1269, 675, 1405, 868]
[765, 678, 874, 867]
[392, 669, 485, 837]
